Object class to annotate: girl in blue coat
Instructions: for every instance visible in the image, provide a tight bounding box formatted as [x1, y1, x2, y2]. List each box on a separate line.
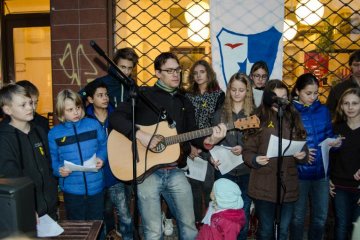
[289, 73, 342, 240]
[48, 89, 107, 220]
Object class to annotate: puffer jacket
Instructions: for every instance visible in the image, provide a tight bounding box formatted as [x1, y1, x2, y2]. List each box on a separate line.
[48, 117, 107, 195]
[293, 100, 334, 180]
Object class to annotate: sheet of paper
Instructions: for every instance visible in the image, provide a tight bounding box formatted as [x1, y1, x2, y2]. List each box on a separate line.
[185, 157, 208, 181]
[64, 154, 98, 172]
[210, 145, 243, 175]
[318, 138, 335, 176]
[37, 214, 64, 237]
[266, 135, 306, 158]
[253, 88, 264, 107]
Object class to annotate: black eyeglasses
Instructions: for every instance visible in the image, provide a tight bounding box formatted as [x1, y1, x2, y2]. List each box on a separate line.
[160, 68, 182, 74]
[252, 74, 268, 80]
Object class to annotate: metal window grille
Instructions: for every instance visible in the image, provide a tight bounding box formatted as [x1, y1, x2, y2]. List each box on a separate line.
[283, 0, 359, 102]
[113, 0, 360, 101]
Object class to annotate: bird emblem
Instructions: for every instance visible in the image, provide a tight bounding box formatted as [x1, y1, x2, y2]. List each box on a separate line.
[224, 42, 243, 49]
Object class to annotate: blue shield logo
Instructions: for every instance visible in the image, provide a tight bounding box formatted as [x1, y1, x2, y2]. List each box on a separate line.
[216, 27, 282, 85]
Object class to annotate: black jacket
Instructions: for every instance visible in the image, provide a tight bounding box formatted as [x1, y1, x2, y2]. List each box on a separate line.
[330, 122, 360, 188]
[0, 122, 58, 217]
[109, 85, 206, 161]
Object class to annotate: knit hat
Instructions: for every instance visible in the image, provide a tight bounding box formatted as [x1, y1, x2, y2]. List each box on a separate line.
[213, 178, 244, 210]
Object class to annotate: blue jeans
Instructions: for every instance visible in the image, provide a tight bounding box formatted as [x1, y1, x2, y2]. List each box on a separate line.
[137, 168, 197, 240]
[104, 182, 134, 240]
[254, 199, 294, 240]
[63, 191, 104, 220]
[333, 187, 360, 240]
[290, 178, 329, 240]
[215, 172, 251, 240]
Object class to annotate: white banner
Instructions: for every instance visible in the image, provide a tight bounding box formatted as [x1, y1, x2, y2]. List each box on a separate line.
[210, 0, 284, 90]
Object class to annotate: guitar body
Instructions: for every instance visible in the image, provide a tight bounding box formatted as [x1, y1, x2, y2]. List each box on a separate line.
[107, 122, 180, 181]
[108, 115, 260, 181]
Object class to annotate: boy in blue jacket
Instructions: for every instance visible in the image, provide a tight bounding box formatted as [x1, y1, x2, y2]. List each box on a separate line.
[84, 80, 134, 239]
[48, 89, 107, 220]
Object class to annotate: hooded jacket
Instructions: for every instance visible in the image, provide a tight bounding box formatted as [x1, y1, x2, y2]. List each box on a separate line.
[196, 209, 246, 240]
[79, 74, 130, 108]
[48, 117, 107, 196]
[0, 122, 58, 217]
[293, 100, 334, 180]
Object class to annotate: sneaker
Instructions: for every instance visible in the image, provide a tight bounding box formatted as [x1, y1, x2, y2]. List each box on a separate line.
[105, 229, 122, 240]
[164, 218, 174, 236]
[162, 212, 174, 236]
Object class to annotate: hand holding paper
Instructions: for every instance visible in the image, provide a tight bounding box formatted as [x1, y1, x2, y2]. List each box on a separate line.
[231, 145, 243, 156]
[266, 135, 306, 158]
[210, 145, 243, 175]
[95, 158, 104, 169]
[256, 156, 270, 166]
[64, 154, 98, 172]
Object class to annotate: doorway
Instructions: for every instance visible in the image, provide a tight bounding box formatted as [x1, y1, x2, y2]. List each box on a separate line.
[3, 11, 52, 115]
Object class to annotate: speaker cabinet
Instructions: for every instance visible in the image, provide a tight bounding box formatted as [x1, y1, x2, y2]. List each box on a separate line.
[0, 177, 36, 238]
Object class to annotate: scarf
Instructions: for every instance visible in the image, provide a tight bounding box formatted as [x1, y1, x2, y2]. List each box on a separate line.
[155, 79, 177, 94]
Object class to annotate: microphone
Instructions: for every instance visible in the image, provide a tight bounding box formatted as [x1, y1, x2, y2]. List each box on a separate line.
[90, 40, 106, 57]
[263, 90, 290, 107]
[161, 109, 176, 129]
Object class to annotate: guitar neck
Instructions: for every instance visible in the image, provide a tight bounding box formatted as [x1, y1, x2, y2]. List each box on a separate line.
[165, 123, 233, 145]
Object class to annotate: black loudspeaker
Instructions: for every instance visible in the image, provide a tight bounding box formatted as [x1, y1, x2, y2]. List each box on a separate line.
[0, 177, 36, 238]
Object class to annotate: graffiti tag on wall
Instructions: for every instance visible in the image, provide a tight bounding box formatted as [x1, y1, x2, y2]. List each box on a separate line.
[59, 43, 98, 86]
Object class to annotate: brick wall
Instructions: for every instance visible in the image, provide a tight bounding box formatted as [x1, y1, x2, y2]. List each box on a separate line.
[50, 0, 110, 102]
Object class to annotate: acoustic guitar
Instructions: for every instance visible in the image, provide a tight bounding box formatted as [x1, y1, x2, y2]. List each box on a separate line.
[107, 115, 260, 181]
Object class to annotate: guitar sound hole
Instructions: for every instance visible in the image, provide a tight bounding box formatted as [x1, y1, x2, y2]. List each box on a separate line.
[150, 135, 166, 153]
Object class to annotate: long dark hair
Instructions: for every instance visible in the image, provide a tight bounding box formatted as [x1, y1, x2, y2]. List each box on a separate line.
[257, 79, 306, 139]
[187, 60, 220, 94]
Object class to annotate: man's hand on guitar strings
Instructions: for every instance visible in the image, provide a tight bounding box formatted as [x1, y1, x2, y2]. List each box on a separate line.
[136, 130, 162, 149]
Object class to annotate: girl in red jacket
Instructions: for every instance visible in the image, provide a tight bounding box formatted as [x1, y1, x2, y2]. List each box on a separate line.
[196, 178, 246, 240]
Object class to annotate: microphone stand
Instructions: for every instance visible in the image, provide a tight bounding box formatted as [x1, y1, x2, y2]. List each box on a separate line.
[274, 103, 285, 240]
[89, 40, 175, 239]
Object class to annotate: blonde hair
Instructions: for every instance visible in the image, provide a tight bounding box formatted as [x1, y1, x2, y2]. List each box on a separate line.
[221, 73, 255, 123]
[55, 89, 84, 122]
